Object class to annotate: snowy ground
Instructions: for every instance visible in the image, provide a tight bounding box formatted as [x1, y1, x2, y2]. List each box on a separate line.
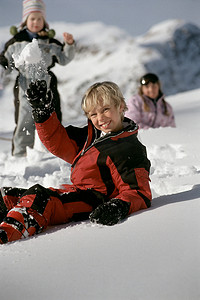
[0, 22, 200, 300]
[0, 85, 199, 300]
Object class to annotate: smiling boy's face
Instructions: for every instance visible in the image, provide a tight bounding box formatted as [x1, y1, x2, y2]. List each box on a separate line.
[88, 100, 124, 133]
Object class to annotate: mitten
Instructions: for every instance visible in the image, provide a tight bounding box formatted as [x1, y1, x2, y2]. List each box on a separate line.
[89, 199, 130, 226]
[26, 80, 54, 122]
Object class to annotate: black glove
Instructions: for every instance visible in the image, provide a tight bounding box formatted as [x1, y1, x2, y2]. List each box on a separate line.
[26, 80, 54, 122]
[89, 199, 130, 226]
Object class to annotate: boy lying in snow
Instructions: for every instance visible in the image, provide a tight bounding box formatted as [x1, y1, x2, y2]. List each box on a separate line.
[0, 80, 152, 244]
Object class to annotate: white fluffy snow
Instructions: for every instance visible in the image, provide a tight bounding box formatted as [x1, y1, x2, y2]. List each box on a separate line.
[0, 21, 200, 300]
[12, 38, 42, 68]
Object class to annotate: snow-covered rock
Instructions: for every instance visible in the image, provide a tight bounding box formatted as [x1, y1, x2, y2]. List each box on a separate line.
[1, 19, 200, 124]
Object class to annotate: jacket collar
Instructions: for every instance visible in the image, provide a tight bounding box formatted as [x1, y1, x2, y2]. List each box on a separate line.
[87, 116, 138, 143]
[71, 117, 138, 169]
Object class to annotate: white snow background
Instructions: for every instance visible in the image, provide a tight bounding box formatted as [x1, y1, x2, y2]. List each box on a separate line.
[0, 19, 200, 300]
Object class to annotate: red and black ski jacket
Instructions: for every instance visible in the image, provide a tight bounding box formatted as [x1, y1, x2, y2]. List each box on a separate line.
[36, 112, 152, 214]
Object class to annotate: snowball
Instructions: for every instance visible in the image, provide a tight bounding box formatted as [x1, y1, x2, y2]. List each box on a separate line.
[12, 38, 42, 68]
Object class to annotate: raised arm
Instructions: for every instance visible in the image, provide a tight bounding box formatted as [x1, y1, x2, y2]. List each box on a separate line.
[26, 80, 80, 163]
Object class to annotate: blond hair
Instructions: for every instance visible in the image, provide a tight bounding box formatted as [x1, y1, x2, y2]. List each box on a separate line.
[81, 81, 128, 119]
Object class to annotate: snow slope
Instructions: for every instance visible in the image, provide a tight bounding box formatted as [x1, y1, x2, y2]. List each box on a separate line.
[0, 20, 200, 300]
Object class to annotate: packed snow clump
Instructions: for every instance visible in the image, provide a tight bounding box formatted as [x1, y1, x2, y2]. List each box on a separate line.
[12, 38, 42, 67]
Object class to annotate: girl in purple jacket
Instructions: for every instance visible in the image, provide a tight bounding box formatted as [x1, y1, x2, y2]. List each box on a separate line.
[125, 73, 176, 129]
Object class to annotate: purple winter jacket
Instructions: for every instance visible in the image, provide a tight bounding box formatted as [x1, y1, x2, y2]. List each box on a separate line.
[125, 94, 176, 129]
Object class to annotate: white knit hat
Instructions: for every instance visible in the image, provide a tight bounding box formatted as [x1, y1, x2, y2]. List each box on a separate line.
[22, 0, 46, 23]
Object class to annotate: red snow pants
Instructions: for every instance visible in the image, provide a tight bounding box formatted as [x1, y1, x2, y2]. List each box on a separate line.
[0, 184, 105, 243]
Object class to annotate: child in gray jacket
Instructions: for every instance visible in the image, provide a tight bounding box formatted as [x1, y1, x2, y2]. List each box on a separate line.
[0, 0, 75, 156]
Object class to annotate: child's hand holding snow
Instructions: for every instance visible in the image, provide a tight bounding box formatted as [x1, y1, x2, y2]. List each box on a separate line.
[26, 80, 47, 105]
[26, 80, 53, 123]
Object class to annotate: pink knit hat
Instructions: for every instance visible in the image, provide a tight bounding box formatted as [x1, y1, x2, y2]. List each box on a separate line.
[22, 0, 46, 23]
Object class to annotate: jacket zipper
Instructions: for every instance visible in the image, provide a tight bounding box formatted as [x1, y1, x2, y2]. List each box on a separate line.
[71, 125, 138, 170]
